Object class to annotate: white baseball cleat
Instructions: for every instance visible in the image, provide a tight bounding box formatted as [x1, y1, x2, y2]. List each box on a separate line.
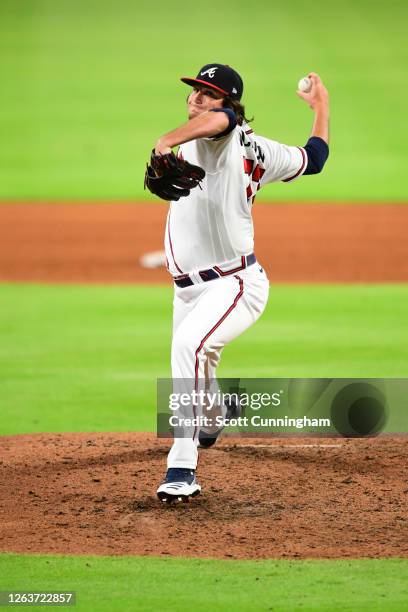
[157, 468, 201, 503]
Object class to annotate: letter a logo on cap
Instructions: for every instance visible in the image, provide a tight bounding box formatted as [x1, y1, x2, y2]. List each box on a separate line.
[200, 67, 218, 78]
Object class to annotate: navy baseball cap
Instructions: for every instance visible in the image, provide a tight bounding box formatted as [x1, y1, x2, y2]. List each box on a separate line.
[181, 63, 243, 100]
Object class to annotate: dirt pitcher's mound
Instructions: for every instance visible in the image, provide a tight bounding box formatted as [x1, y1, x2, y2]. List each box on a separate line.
[1, 432, 407, 559]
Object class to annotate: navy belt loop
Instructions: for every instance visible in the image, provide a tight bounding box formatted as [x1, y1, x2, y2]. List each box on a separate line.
[173, 274, 194, 288]
[246, 252, 256, 266]
[199, 269, 219, 282]
[174, 253, 256, 288]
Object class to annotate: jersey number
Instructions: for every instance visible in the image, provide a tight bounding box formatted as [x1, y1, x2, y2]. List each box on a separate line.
[243, 158, 265, 201]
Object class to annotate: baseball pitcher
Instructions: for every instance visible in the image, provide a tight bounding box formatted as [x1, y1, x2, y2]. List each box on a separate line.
[145, 63, 330, 502]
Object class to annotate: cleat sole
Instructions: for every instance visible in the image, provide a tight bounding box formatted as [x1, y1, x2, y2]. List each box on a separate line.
[157, 488, 201, 503]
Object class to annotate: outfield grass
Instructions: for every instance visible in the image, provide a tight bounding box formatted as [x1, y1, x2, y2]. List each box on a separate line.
[0, 283, 407, 436]
[1, 555, 408, 611]
[0, 0, 407, 201]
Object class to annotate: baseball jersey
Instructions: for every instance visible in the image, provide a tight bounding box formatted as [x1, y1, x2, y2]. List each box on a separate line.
[165, 122, 307, 276]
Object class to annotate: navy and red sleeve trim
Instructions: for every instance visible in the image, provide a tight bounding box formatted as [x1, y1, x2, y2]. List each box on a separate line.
[210, 108, 237, 139]
[282, 147, 307, 182]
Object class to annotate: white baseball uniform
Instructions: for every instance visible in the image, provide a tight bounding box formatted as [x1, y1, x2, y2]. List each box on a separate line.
[164, 120, 307, 469]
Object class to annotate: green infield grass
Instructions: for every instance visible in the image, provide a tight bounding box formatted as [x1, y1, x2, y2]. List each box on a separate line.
[1, 555, 408, 611]
[0, 0, 407, 201]
[1, 283, 407, 436]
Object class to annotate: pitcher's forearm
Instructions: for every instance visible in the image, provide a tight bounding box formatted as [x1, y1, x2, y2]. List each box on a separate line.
[311, 106, 329, 144]
[155, 111, 228, 154]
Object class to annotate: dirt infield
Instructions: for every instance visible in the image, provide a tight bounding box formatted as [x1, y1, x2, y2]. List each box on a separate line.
[1, 432, 407, 559]
[1, 202, 408, 282]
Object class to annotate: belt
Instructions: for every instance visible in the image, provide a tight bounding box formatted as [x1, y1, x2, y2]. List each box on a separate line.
[173, 253, 256, 288]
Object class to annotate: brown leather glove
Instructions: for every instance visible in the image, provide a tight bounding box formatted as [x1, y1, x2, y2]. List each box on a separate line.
[144, 151, 205, 202]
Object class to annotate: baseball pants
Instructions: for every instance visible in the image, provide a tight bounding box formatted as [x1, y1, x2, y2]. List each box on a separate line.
[167, 263, 269, 469]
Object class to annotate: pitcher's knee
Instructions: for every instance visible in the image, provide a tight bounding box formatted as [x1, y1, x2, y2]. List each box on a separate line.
[206, 350, 221, 370]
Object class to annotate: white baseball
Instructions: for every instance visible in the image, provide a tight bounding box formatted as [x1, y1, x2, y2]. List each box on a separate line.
[298, 77, 312, 93]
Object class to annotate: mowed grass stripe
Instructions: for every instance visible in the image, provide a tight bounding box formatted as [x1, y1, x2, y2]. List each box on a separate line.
[1, 555, 408, 611]
[0, 0, 407, 200]
[0, 283, 407, 435]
